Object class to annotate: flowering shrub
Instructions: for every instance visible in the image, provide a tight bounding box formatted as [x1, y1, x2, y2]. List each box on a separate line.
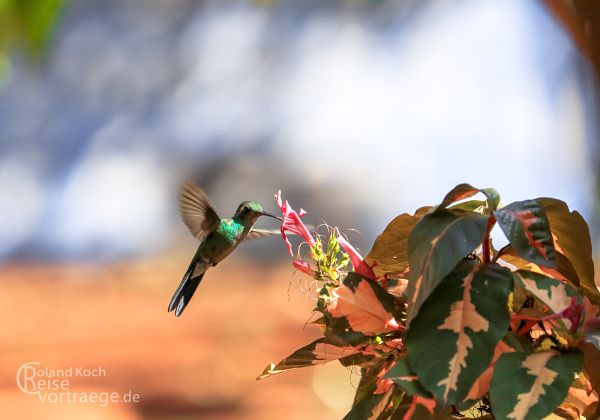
[259, 185, 600, 419]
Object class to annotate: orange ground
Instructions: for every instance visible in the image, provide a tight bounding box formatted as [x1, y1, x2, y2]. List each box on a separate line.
[0, 256, 357, 419]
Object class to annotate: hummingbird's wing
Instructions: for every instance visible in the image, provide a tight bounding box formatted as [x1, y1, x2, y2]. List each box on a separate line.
[179, 182, 221, 240]
[247, 224, 316, 241]
[246, 228, 280, 240]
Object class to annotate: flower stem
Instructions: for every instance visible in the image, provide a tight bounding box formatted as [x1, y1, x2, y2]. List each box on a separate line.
[482, 214, 496, 264]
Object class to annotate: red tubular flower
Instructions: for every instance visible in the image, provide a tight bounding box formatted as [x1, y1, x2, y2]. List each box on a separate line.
[275, 191, 316, 256]
[337, 235, 376, 279]
[293, 260, 316, 277]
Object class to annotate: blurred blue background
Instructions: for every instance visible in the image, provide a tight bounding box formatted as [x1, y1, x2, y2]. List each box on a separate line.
[0, 0, 598, 261]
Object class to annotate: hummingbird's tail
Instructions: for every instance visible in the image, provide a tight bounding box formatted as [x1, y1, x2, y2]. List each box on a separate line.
[168, 259, 206, 317]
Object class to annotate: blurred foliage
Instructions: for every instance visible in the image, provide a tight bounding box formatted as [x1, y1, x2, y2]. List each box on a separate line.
[545, 0, 600, 80]
[0, 0, 597, 84]
[0, 0, 69, 80]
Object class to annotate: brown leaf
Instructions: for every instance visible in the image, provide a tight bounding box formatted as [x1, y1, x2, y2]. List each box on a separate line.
[536, 197, 600, 305]
[365, 207, 431, 278]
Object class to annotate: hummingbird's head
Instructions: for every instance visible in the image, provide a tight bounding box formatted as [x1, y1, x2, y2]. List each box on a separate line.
[234, 201, 282, 225]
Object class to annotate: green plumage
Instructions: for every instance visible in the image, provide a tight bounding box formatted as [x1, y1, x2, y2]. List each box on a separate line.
[196, 218, 247, 266]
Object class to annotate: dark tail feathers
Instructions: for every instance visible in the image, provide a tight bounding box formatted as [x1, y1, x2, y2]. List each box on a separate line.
[168, 260, 205, 317]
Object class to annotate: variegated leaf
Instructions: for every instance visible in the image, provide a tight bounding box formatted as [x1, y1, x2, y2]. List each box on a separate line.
[406, 209, 488, 323]
[498, 245, 580, 289]
[490, 350, 583, 420]
[327, 273, 403, 336]
[392, 395, 446, 419]
[536, 197, 600, 306]
[344, 382, 397, 420]
[512, 270, 581, 332]
[437, 183, 500, 212]
[464, 340, 514, 402]
[384, 356, 432, 398]
[353, 361, 388, 406]
[494, 200, 556, 268]
[257, 337, 361, 379]
[406, 261, 513, 405]
[364, 207, 431, 278]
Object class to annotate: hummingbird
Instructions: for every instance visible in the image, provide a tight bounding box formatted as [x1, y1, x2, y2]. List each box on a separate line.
[168, 181, 282, 317]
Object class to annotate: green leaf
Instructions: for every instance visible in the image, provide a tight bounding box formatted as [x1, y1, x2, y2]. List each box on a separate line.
[502, 331, 533, 353]
[437, 183, 500, 212]
[536, 197, 600, 306]
[406, 209, 488, 324]
[385, 356, 432, 398]
[365, 207, 431, 278]
[494, 199, 556, 268]
[448, 199, 486, 213]
[338, 352, 379, 368]
[406, 261, 513, 406]
[490, 350, 583, 420]
[256, 337, 361, 379]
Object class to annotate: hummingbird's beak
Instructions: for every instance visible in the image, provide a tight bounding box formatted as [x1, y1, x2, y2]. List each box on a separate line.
[260, 211, 283, 221]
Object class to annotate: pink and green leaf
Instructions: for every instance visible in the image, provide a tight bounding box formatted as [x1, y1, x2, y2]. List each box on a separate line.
[256, 337, 362, 380]
[384, 355, 432, 398]
[490, 350, 583, 420]
[326, 273, 403, 337]
[512, 270, 582, 332]
[536, 197, 600, 306]
[353, 362, 389, 405]
[498, 245, 580, 290]
[392, 396, 445, 420]
[344, 385, 397, 420]
[406, 261, 514, 406]
[406, 209, 489, 323]
[494, 200, 556, 268]
[464, 340, 514, 402]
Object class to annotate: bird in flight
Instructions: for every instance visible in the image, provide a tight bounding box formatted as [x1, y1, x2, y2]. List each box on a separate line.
[168, 182, 282, 317]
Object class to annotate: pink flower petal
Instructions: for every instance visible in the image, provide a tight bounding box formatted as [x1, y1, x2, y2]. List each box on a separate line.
[293, 260, 316, 277]
[274, 191, 316, 256]
[337, 235, 376, 279]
